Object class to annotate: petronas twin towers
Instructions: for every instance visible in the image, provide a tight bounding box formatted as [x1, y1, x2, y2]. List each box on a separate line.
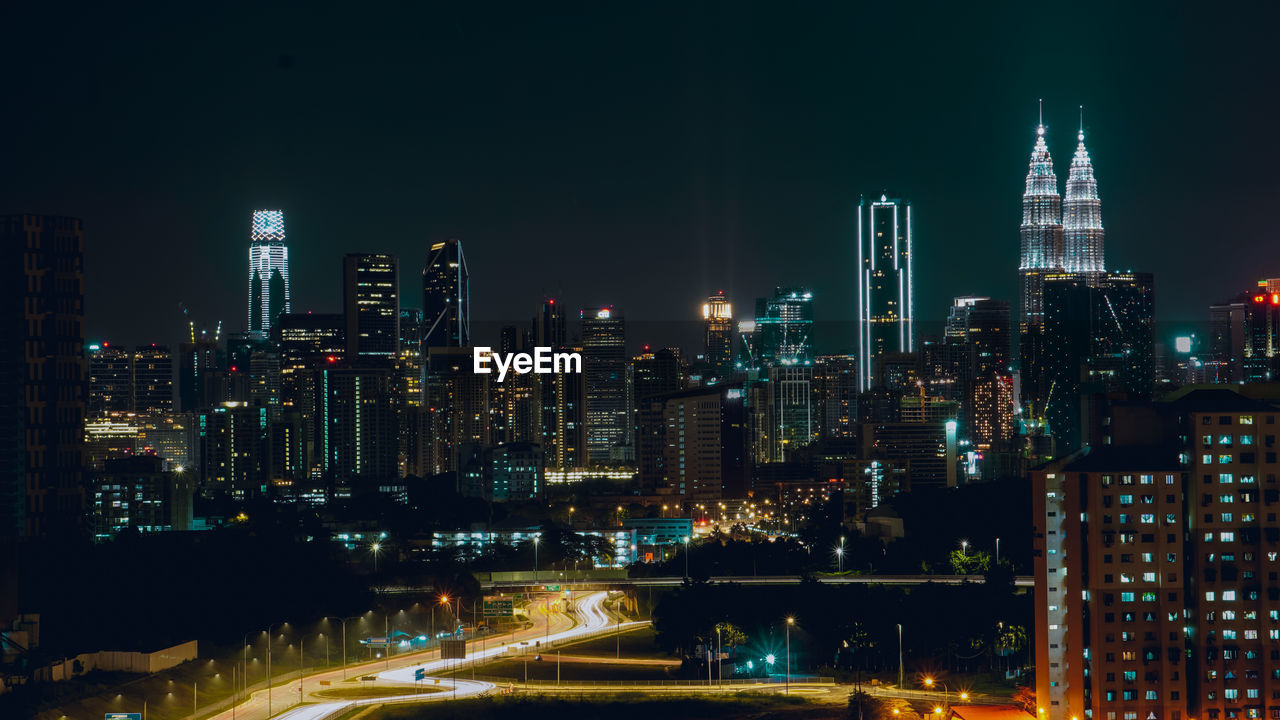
[1019, 108, 1105, 330]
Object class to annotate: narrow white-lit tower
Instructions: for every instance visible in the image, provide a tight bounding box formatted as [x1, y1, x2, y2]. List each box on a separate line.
[247, 210, 290, 333]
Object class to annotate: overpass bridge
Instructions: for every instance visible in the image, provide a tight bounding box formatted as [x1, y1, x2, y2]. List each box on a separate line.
[375, 573, 1033, 594]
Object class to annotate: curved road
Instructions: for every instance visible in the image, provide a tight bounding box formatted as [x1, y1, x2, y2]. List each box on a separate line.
[247, 591, 643, 720]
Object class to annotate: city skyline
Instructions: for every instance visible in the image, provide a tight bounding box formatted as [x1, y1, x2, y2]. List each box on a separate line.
[7, 4, 1280, 347]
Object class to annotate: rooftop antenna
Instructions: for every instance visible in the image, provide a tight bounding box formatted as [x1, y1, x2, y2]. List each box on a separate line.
[1078, 105, 1085, 141]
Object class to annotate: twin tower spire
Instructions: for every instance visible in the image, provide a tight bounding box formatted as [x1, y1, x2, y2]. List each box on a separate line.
[1018, 102, 1105, 329]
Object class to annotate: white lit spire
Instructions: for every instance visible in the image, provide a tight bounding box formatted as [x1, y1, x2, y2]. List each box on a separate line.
[1018, 101, 1064, 329]
[1063, 106, 1105, 273]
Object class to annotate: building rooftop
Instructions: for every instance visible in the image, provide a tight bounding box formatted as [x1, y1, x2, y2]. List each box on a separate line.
[1057, 445, 1181, 473]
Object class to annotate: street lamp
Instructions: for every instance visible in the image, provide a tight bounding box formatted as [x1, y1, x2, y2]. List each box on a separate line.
[785, 616, 795, 694]
[960, 540, 968, 557]
[682, 536, 690, 579]
[923, 677, 952, 714]
[264, 622, 288, 717]
[835, 545, 844, 573]
[532, 537, 540, 583]
[371, 542, 382, 573]
[322, 616, 362, 679]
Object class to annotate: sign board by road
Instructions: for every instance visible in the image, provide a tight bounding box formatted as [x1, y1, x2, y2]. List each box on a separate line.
[414, 668, 426, 681]
[483, 598, 514, 617]
[106, 715, 143, 720]
[363, 636, 391, 648]
[441, 639, 467, 659]
[360, 675, 377, 682]
[542, 584, 561, 591]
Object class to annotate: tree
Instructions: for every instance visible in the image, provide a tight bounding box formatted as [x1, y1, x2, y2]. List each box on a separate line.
[949, 549, 991, 575]
[848, 691, 890, 720]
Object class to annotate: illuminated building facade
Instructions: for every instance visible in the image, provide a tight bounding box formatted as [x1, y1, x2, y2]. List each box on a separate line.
[90, 455, 193, 541]
[1063, 122, 1105, 274]
[247, 210, 290, 333]
[532, 300, 584, 468]
[581, 306, 630, 464]
[275, 313, 344, 476]
[317, 365, 398, 486]
[946, 297, 1013, 449]
[422, 238, 469, 348]
[814, 354, 858, 440]
[703, 291, 734, 380]
[88, 344, 133, 413]
[425, 346, 491, 474]
[749, 287, 814, 369]
[132, 345, 174, 413]
[766, 365, 816, 462]
[179, 322, 221, 412]
[1019, 121, 1064, 331]
[857, 194, 914, 391]
[636, 385, 748, 503]
[343, 253, 399, 359]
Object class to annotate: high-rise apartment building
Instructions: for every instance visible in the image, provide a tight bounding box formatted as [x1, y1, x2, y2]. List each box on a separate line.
[247, 210, 290, 333]
[703, 291, 734, 380]
[857, 194, 914, 391]
[814, 355, 859, 440]
[581, 306, 630, 464]
[425, 347, 491, 474]
[132, 345, 174, 413]
[343, 253, 399, 359]
[179, 322, 221, 412]
[1034, 389, 1280, 720]
[88, 344, 134, 413]
[946, 297, 1014, 449]
[423, 238, 469, 349]
[1209, 280, 1280, 384]
[1, 215, 88, 543]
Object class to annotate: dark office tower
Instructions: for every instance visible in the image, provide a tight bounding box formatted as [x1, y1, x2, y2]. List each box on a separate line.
[533, 299, 567, 349]
[398, 309, 424, 401]
[1062, 120, 1105, 274]
[179, 321, 222, 411]
[1043, 272, 1155, 453]
[247, 210, 290, 333]
[751, 287, 815, 369]
[581, 307, 630, 464]
[947, 297, 1014, 449]
[633, 347, 683, 403]
[703, 291, 734, 380]
[813, 355, 858, 440]
[198, 402, 269, 499]
[1209, 279, 1280, 383]
[1, 215, 87, 540]
[422, 238, 469, 349]
[425, 347, 491, 474]
[343, 253, 399, 360]
[132, 345, 173, 413]
[856, 194, 914, 391]
[1019, 118, 1064, 331]
[88, 344, 134, 413]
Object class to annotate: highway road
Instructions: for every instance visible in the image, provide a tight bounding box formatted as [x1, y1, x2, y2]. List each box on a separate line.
[230, 591, 643, 720]
[483, 574, 1034, 589]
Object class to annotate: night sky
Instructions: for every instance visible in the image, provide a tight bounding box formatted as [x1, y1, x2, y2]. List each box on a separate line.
[5, 2, 1279, 349]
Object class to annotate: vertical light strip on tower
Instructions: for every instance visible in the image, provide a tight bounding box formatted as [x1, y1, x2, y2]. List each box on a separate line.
[247, 210, 290, 333]
[1063, 113, 1105, 274]
[856, 194, 914, 391]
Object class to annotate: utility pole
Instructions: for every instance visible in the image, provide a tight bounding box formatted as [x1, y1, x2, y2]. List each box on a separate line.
[897, 624, 904, 689]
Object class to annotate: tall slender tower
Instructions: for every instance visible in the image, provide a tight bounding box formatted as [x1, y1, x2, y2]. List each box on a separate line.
[1018, 116, 1063, 332]
[703, 291, 734, 380]
[247, 210, 290, 333]
[856, 194, 913, 391]
[422, 239, 470, 348]
[1062, 114, 1104, 274]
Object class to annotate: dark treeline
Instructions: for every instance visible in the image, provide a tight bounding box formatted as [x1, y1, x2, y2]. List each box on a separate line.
[650, 574, 1030, 678]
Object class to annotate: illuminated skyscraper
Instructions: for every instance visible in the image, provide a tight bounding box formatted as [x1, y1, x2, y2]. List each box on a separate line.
[703, 291, 734, 380]
[1018, 117, 1064, 331]
[422, 238, 469, 349]
[247, 210, 290, 333]
[856, 194, 913, 391]
[1062, 116, 1105, 274]
[750, 287, 814, 369]
[581, 306, 629, 463]
[343, 253, 400, 359]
